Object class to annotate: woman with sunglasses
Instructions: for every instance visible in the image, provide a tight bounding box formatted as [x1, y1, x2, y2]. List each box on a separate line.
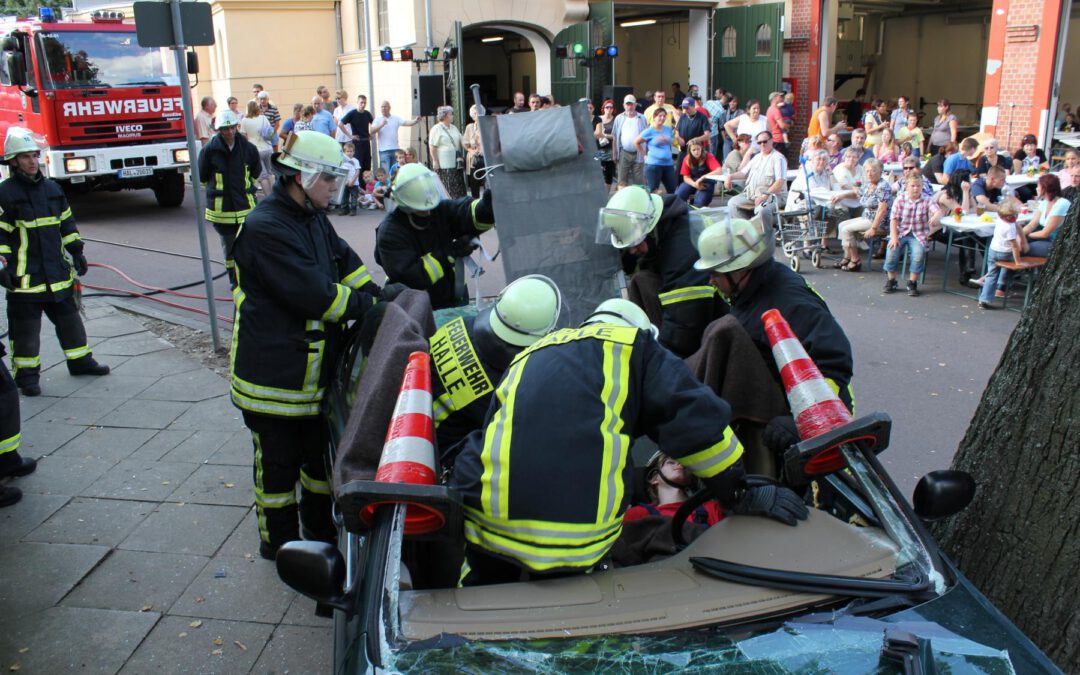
[595, 99, 618, 194]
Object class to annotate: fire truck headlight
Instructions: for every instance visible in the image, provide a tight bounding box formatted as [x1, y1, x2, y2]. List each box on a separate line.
[64, 158, 89, 173]
[172, 148, 190, 164]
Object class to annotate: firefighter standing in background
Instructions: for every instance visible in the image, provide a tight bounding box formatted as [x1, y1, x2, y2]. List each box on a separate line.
[0, 127, 109, 397]
[375, 163, 495, 310]
[600, 186, 727, 358]
[197, 109, 260, 285]
[229, 131, 383, 560]
[448, 298, 807, 586]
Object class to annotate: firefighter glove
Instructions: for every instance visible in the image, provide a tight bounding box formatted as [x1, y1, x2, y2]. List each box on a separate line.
[73, 253, 89, 277]
[449, 237, 478, 259]
[734, 484, 809, 526]
[475, 189, 495, 224]
[380, 282, 408, 302]
[764, 415, 801, 455]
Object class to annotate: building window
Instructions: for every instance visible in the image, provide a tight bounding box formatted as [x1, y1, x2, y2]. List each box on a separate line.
[755, 24, 772, 56]
[721, 26, 736, 58]
[377, 0, 389, 47]
[356, 0, 367, 51]
[561, 56, 577, 80]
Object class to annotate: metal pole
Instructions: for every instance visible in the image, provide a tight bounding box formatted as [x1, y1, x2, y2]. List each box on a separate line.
[169, 0, 221, 350]
[364, 0, 375, 168]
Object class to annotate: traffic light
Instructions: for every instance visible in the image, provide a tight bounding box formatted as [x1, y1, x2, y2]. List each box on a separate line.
[443, 46, 458, 60]
[400, 47, 414, 61]
[425, 46, 439, 59]
[593, 46, 606, 58]
[606, 45, 618, 57]
[572, 42, 584, 55]
[555, 45, 568, 58]
[380, 46, 393, 61]
[593, 45, 618, 58]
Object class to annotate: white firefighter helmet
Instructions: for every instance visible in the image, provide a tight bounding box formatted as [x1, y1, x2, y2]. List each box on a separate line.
[216, 110, 243, 129]
[3, 127, 39, 163]
[582, 298, 658, 338]
[693, 218, 773, 273]
[391, 163, 445, 212]
[598, 185, 664, 249]
[488, 275, 562, 347]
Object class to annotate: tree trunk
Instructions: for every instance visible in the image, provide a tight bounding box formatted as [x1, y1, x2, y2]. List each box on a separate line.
[933, 200, 1080, 671]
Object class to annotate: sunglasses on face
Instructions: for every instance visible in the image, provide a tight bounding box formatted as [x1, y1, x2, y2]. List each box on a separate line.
[758, 138, 772, 144]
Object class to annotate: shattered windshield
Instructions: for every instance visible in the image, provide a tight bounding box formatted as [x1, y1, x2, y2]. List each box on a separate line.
[37, 31, 179, 89]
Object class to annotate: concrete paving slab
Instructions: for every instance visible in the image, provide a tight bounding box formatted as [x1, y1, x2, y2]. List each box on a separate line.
[0, 542, 109, 615]
[118, 616, 273, 675]
[24, 497, 155, 546]
[83, 313, 150, 339]
[125, 428, 195, 462]
[139, 369, 229, 403]
[68, 373, 160, 401]
[62, 549, 209, 613]
[29, 394, 126, 426]
[16, 393, 62, 420]
[216, 508, 259, 559]
[0, 606, 159, 674]
[169, 396, 245, 432]
[119, 502, 249, 556]
[17, 420, 85, 458]
[98, 399, 192, 429]
[32, 369, 99, 397]
[81, 459, 198, 502]
[169, 554, 296, 623]
[252, 624, 334, 674]
[17, 453, 116, 496]
[159, 430, 234, 464]
[281, 595, 334, 628]
[205, 430, 252, 466]
[165, 464, 254, 507]
[95, 332, 174, 357]
[0, 493, 69, 541]
[52, 426, 157, 462]
[113, 349, 203, 378]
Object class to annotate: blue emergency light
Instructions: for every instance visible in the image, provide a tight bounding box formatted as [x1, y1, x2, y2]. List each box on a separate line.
[40, 7, 57, 22]
[380, 46, 393, 62]
[606, 45, 618, 57]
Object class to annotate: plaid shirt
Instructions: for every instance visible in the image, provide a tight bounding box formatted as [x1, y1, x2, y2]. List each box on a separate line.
[889, 192, 933, 246]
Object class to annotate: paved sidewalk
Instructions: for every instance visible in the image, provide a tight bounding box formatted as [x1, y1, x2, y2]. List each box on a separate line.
[0, 302, 332, 674]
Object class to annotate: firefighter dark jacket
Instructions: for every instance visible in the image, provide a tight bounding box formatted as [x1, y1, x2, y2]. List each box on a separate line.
[448, 324, 746, 574]
[627, 194, 727, 357]
[0, 170, 82, 303]
[730, 259, 855, 410]
[198, 132, 260, 226]
[230, 180, 381, 418]
[374, 193, 494, 310]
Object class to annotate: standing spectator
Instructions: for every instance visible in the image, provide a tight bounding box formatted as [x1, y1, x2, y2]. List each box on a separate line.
[429, 105, 466, 198]
[508, 91, 528, 114]
[371, 100, 419, 170]
[315, 85, 336, 112]
[294, 105, 315, 132]
[595, 99, 617, 195]
[227, 96, 240, 114]
[195, 96, 216, 144]
[309, 97, 336, 137]
[687, 84, 699, 99]
[807, 96, 845, 139]
[239, 100, 273, 198]
[702, 90, 727, 158]
[896, 112, 925, 157]
[528, 93, 541, 111]
[644, 90, 678, 158]
[637, 91, 653, 115]
[671, 82, 686, 105]
[340, 141, 361, 215]
[862, 99, 889, 147]
[719, 95, 743, 160]
[725, 99, 768, 153]
[637, 108, 676, 194]
[891, 95, 912, 137]
[765, 92, 789, 157]
[338, 95, 374, 174]
[332, 90, 355, 147]
[724, 130, 788, 232]
[280, 104, 302, 143]
[612, 94, 647, 188]
[928, 100, 958, 156]
[884, 175, 933, 297]
[256, 91, 280, 149]
[251, 83, 263, 97]
[977, 198, 1023, 309]
[675, 138, 721, 206]
[674, 97, 710, 168]
[845, 89, 866, 129]
[462, 104, 484, 198]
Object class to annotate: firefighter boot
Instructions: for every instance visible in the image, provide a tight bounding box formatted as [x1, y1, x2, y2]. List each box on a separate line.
[0, 486, 21, 508]
[0, 452, 36, 479]
[0, 367, 31, 479]
[53, 311, 109, 377]
[298, 466, 336, 545]
[8, 312, 43, 396]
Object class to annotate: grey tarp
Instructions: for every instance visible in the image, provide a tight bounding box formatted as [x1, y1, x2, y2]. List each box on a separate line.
[478, 100, 620, 326]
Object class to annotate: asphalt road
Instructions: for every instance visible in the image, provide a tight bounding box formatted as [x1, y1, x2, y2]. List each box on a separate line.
[70, 184, 1020, 498]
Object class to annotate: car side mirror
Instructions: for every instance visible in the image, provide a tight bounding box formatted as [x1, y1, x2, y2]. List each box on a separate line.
[913, 470, 975, 521]
[5, 51, 26, 87]
[276, 541, 354, 614]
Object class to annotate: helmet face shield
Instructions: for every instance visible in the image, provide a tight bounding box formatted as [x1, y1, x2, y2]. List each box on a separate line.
[596, 206, 655, 248]
[300, 168, 348, 208]
[392, 164, 447, 213]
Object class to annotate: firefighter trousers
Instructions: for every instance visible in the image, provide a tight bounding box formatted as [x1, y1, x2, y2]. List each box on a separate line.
[241, 411, 334, 547]
[0, 358, 21, 461]
[6, 296, 92, 387]
[212, 223, 240, 289]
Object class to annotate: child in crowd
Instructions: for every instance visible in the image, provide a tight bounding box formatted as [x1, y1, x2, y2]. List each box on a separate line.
[978, 198, 1022, 310]
[372, 166, 389, 209]
[388, 149, 406, 181]
[358, 170, 378, 210]
[340, 142, 361, 215]
[899, 142, 915, 163]
[883, 175, 934, 297]
[295, 105, 315, 131]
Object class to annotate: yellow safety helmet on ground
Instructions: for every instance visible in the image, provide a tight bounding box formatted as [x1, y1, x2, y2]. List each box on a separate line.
[693, 218, 773, 274]
[488, 274, 562, 347]
[3, 127, 39, 163]
[581, 298, 658, 338]
[598, 185, 664, 249]
[216, 110, 243, 129]
[392, 163, 445, 213]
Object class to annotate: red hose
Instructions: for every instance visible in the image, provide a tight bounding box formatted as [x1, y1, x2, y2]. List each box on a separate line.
[88, 262, 233, 302]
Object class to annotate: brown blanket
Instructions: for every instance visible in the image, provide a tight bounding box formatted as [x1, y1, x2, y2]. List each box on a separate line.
[332, 290, 436, 494]
[608, 516, 707, 567]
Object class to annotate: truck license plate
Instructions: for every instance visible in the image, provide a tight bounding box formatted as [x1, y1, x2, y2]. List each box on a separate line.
[118, 167, 153, 178]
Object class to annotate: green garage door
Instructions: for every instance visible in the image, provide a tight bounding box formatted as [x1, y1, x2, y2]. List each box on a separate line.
[713, 3, 783, 108]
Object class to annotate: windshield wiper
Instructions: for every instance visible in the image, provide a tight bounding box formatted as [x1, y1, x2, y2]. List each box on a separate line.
[123, 80, 168, 86]
[689, 556, 933, 600]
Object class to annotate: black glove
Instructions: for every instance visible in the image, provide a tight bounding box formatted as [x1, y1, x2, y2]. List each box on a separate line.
[474, 189, 494, 224]
[448, 237, 478, 259]
[763, 415, 801, 455]
[0, 264, 13, 291]
[733, 484, 809, 526]
[380, 282, 408, 302]
[73, 252, 89, 276]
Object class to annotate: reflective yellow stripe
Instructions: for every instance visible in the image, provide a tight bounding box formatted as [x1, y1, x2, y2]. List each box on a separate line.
[0, 432, 20, 455]
[231, 387, 322, 416]
[214, 174, 224, 214]
[205, 208, 251, 225]
[255, 488, 297, 508]
[421, 253, 444, 284]
[341, 264, 372, 290]
[245, 167, 256, 210]
[12, 355, 40, 369]
[302, 319, 325, 393]
[299, 469, 331, 495]
[231, 372, 324, 402]
[0, 218, 13, 233]
[0, 244, 11, 254]
[595, 341, 632, 524]
[464, 516, 621, 572]
[432, 392, 453, 426]
[658, 285, 716, 306]
[321, 284, 351, 322]
[61, 232, 82, 246]
[679, 426, 744, 478]
[16, 228, 28, 276]
[10, 274, 75, 295]
[14, 216, 60, 228]
[470, 198, 494, 231]
[59, 207, 73, 221]
[825, 378, 855, 414]
[63, 345, 92, 360]
[480, 357, 527, 520]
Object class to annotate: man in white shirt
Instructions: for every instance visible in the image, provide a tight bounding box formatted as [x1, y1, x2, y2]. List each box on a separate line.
[611, 94, 647, 188]
[332, 90, 355, 147]
[195, 96, 216, 145]
[725, 131, 788, 231]
[370, 101, 419, 170]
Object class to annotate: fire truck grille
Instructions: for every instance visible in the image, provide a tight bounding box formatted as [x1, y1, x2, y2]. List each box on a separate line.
[69, 118, 180, 141]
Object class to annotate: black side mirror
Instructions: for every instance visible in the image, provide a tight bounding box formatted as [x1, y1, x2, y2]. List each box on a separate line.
[1, 35, 17, 51]
[5, 52, 26, 87]
[276, 541, 354, 614]
[913, 470, 976, 521]
[186, 51, 199, 75]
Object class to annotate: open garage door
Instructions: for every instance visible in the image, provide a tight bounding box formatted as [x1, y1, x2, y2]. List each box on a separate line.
[713, 3, 783, 107]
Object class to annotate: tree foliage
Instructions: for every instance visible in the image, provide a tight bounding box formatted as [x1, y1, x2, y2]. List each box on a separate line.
[934, 200, 1080, 670]
[0, 1, 67, 19]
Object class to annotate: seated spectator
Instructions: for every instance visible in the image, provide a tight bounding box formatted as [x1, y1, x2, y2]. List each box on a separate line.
[1062, 165, 1080, 202]
[622, 452, 724, 526]
[722, 134, 752, 175]
[862, 99, 889, 146]
[675, 138, 722, 206]
[825, 132, 844, 170]
[832, 147, 866, 198]
[884, 175, 935, 297]
[943, 137, 978, 180]
[875, 127, 900, 163]
[800, 134, 826, 164]
[899, 156, 935, 199]
[923, 142, 956, 185]
[835, 158, 892, 272]
[788, 149, 841, 210]
[977, 198, 1023, 310]
[931, 169, 977, 284]
[371, 166, 389, 209]
[971, 166, 1007, 212]
[974, 138, 1012, 177]
[1022, 173, 1070, 258]
[724, 130, 788, 232]
[1012, 134, 1048, 175]
[848, 128, 874, 165]
[898, 142, 916, 164]
[1060, 113, 1079, 132]
[1055, 148, 1078, 187]
[896, 112, 925, 157]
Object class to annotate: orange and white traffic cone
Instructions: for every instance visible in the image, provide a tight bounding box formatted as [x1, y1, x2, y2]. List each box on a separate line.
[358, 351, 446, 535]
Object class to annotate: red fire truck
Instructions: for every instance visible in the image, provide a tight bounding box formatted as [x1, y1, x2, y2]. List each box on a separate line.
[0, 10, 191, 206]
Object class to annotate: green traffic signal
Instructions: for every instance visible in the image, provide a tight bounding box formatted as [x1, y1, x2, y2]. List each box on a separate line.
[572, 43, 584, 55]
